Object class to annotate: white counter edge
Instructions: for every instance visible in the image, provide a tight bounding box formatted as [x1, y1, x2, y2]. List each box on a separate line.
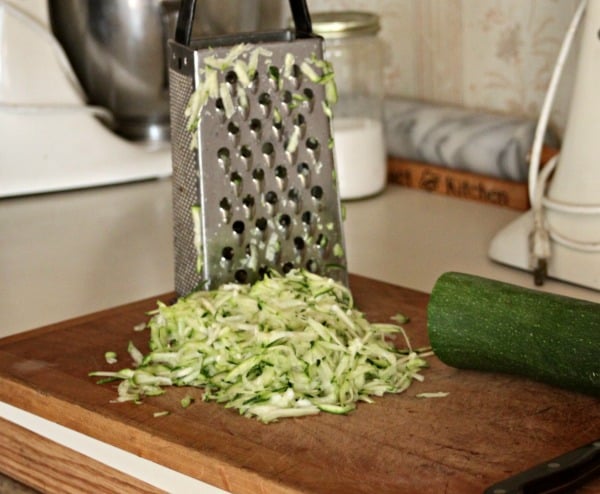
[0, 401, 228, 494]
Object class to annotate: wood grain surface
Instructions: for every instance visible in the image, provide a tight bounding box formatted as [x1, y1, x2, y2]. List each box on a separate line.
[0, 417, 162, 494]
[0, 274, 598, 493]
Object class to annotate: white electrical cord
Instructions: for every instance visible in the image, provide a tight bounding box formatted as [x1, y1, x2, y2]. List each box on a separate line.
[527, 0, 600, 284]
[0, 0, 114, 124]
[527, 0, 587, 201]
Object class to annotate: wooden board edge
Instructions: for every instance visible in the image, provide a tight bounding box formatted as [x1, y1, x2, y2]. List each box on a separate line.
[0, 416, 164, 494]
[0, 378, 302, 494]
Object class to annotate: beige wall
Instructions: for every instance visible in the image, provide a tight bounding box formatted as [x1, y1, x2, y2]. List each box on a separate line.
[305, 0, 582, 134]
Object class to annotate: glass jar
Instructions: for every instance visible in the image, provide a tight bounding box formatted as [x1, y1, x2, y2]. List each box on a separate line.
[311, 11, 386, 200]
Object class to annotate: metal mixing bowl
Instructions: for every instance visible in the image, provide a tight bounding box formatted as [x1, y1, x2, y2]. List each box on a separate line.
[48, 0, 263, 142]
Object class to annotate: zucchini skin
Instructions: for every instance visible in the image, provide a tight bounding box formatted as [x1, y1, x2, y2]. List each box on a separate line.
[427, 272, 600, 397]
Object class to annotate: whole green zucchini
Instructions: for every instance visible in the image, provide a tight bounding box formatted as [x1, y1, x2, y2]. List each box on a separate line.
[427, 272, 600, 397]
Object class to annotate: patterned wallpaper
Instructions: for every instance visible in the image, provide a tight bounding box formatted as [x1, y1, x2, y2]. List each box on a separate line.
[304, 0, 582, 134]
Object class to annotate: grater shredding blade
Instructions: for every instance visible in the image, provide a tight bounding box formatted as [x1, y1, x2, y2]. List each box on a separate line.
[169, 20, 347, 296]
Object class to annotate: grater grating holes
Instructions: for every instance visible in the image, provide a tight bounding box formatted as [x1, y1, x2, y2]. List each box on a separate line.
[297, 162, 310, 187]
[252, 168, 265, 188]
[234, 269, 248, 283]
[230, 172, 243, 197]
[275, 165, 287, 178]
[242, 194, 255, 211]
[279, 213, 292, 229]
[262, 141, 275, 155]
[240, 145, 252, 158]
[258, 93, 272, 111]
[301, 210, 311, 225]
[232, 220, 245, 235]
[225, 70, 238, 85]
[219, 198, 232, 224]
[250, 118, 262, 135]
[222, 246, 234, 260]
[264, 191, 278, 206]
[294, 236, 305, 250]
[288, 187, 300, 201]
[306, 259, 318, 272]
[294, 113, 306, 125]
[172, 37, 347, 290]
[311, 185, 324, 199]
[272, 118, 283, 139]
[217, 147, 231, 172]
[306, 136, 319, 150]
[255, 217, 268, 231]
[227, 121, 240, 136]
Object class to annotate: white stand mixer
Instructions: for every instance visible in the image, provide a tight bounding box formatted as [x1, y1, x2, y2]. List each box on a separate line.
[0, 0, 171, 198]
[489, 0, 600, 292]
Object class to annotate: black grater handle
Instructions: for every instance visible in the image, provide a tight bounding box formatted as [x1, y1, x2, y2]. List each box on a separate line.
[174, 0, 196, 45]
[289, 0, 313, 37]
[174, 0, 313, 46]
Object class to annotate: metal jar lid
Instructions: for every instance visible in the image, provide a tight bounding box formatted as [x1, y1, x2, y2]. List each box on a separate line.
[310, 11, 380, 39]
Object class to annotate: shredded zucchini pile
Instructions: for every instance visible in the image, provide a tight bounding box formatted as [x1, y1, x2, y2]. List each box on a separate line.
[91, 270, 428, 423]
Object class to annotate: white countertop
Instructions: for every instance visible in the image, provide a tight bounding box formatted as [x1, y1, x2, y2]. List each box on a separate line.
[1, 178, 597, 339]
[0, 178, 598, 493]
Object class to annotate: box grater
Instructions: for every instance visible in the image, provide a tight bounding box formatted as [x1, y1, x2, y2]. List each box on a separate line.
[168, 0, 348, 295]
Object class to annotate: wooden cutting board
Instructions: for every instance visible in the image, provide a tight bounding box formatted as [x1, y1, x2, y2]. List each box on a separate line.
[0, 274, 599, 494]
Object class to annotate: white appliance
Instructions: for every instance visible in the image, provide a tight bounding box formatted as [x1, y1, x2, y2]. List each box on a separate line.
[489, 0, 600, 291]
[0, 0, 172, 198]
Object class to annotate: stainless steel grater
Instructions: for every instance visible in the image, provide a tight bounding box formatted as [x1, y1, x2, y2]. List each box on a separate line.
[168, 0, 347, 295]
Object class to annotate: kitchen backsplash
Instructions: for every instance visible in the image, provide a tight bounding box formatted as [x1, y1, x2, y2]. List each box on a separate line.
[300, 0, 580, 136]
